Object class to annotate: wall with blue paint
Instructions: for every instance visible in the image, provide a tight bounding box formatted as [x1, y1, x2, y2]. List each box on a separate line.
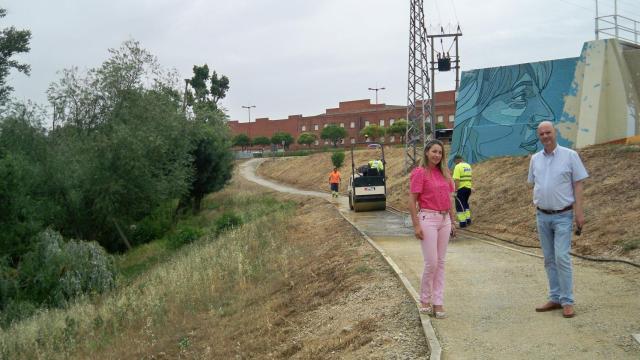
[450, 58, 578, 165]
[450, 38, 640, 166]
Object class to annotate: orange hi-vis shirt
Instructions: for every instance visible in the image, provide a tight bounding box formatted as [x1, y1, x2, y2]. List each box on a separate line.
[329, 171, 341, 184]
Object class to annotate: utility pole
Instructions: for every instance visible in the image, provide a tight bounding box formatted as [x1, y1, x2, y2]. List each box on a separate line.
[405, 0, 430, 173]
[368, 86, 386, 105]
[427, 26, 462, 135]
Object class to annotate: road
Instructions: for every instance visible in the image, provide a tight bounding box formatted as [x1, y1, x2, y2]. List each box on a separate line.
[240, 159, 640, 359]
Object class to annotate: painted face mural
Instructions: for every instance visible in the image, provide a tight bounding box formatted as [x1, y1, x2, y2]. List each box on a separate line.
[449, 58, 578, 165]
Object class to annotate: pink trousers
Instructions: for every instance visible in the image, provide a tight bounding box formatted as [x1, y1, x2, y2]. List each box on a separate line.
[418, 211, 452, 306]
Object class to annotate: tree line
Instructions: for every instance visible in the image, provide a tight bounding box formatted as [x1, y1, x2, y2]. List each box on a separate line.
[0, 9, 234, 325]
[232, 119, 410, 150]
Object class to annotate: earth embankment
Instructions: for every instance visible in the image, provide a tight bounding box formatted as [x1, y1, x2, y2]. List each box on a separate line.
[257, 144, 640, 263]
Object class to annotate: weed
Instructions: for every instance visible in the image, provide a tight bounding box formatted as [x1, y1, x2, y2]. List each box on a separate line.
[354, 265, 373, 274]
[620, 238, 640, 252]
[178, 336, 190, 351]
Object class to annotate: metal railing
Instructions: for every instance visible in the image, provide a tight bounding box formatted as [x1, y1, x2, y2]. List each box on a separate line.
[596, 14, 640, 45]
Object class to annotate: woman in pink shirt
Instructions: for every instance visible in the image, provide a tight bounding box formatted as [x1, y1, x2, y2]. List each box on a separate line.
[408, 139, 457, 318]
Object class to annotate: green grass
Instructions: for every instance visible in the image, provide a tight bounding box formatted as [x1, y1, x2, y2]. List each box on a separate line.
[0, 189, 299, 360]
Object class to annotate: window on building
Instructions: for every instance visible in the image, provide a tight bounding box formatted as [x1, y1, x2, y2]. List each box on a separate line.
[365, 136, 371, 142]
[314, 124, 319, 130]
[379, 119, 384, 127]
[437, 115, 444, 123]
[448, 114, 454, 125]
[340, 138, 345, 144]
[390, 136, 395, 143]
[314, 140, 319, 146]
[380, 136, 385, 143]
[389, 118, 395, 125]
[350, 138, 355, 144]
[324, 123, 328, 128]
[301, 125, 306, 131]
[350, 121, 355, 128]
[340, 122, 344, 128]
[365, 120, 370, 127]
[324, 140, 329, 145]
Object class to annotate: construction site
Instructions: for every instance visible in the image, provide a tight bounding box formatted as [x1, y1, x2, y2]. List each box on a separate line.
[232, 0, 640, 358]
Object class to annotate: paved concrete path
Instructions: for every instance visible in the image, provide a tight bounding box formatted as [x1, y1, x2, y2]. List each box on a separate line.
[241, 159, 640, 359]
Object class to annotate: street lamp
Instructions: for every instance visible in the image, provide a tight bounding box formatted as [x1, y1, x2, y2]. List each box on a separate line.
[242, 105, 256, 123]
[368, 86, 386, 105]
[242, 105, 256, 139]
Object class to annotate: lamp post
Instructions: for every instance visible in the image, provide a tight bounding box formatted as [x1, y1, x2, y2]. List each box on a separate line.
[242, 104, 256, 139]
[368, 86, 386, 105]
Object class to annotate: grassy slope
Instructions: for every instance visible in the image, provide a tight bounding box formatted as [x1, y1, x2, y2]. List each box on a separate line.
[1, 171, 427, 359]
[258, 144, 640, 262]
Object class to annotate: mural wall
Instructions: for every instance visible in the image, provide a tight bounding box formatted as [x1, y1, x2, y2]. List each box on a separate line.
[449, 58, 578, 165]
[450, 38, 640, 165]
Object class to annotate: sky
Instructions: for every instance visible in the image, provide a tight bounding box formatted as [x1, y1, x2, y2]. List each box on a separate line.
[5, 0, 640, 123]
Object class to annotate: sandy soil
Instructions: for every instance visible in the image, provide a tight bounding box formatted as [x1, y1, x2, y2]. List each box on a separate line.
[258, 144, 640, 263]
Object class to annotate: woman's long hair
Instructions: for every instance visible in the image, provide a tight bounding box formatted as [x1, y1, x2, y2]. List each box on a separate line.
[422, 139, 451, 182]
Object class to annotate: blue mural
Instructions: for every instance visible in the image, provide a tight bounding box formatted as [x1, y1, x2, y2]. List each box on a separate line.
[449, 58, 579, 165]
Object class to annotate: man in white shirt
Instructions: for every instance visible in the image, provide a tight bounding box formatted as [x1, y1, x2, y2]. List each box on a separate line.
[527, 121, 588, 318]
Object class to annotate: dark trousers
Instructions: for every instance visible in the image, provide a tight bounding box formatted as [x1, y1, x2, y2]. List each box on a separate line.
[455, 187, 471, 212]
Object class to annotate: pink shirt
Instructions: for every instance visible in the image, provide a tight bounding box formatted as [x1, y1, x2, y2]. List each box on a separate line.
[410, 166, 454, 211]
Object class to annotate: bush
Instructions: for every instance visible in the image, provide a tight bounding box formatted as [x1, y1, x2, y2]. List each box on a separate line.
[215, 211, 243, 234]
[11, 230, 116, 318]
[130, 203, 175, 246]
[167, 226, 203, 249]
[331, 151, 345, 168]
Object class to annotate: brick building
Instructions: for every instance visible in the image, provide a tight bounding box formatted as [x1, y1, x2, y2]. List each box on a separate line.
[228, 90, 456, 150]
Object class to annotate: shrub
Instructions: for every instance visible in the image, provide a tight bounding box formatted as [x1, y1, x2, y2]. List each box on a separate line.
[10, 230, 116, 321]
[331, 151, 345, 168]
[130, 203, 175, 246]
[215, 211, 243, 234]
[167, 226, 203, 249]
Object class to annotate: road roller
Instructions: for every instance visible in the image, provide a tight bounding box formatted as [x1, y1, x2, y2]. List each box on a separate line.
[348, 143, 386, 212]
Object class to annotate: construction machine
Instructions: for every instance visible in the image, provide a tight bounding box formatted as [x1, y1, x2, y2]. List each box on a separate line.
[348, 143, 387, 212]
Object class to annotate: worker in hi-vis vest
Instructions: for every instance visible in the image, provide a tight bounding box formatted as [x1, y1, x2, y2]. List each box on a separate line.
[452, 154, 473, 227]
[368, 159, 384, 176]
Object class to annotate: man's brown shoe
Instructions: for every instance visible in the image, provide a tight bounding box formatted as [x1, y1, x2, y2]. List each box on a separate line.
[535, 301, 562, 312]
[562, 305, 575, 318]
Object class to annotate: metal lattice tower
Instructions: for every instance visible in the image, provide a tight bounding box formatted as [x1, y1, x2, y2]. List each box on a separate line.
[405, 0, 431, 173]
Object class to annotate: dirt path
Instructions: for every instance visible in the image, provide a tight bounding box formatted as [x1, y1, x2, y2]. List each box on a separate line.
[242, 159, 640, 359]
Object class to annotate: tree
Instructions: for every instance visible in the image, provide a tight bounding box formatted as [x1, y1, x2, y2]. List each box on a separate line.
[320, 124, 347, 147]
[186, 64, 230, 119]
[387, 119, 408, 144]
[0, 9, 31, 105]
[252, 136, 270, 147]
[232, 133, 251, 151]
[331, 151, 345, 168]
[297, 132, 317, 147]
[271, 132, 294, 149]
[360, 124, 385, 142]
[184, 119, 234, 213]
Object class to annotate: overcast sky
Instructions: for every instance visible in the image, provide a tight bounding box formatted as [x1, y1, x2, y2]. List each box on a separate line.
[5, 0, 640, 122]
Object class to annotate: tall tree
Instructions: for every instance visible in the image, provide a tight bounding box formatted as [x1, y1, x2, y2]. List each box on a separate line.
[186, 64, 230, 119]
[0, 8, 31, 105]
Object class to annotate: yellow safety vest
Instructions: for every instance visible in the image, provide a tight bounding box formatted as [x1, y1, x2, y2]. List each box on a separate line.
[453, 162, 472, 189]
[369, 160, 384, 171]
